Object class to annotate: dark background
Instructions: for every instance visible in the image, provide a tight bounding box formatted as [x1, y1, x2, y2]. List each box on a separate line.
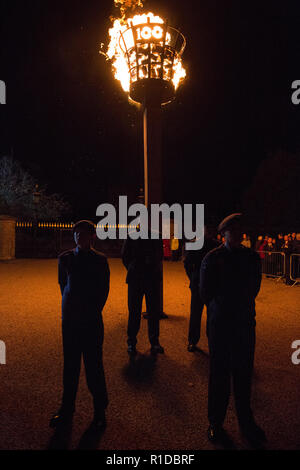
[1, 0, 300, 225]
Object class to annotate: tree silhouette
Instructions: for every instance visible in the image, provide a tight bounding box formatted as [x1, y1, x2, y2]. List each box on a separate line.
[242, 150, 300, 233]
[0, 156, 70, 219]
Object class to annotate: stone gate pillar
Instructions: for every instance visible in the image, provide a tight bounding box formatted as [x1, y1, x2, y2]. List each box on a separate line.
[0, 215, 17, 260]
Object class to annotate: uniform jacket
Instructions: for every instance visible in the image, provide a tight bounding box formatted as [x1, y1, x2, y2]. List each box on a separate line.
[58, 247, 110, 324]
[199, 244, 262, 328]
[184, 238, 220, 290]
[122, 237, 163, 284]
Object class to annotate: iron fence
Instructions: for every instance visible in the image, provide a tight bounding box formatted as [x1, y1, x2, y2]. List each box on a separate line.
[290, 254, 300, 286]
[15, 221, 122, 258]
[258, 251, 285, 280]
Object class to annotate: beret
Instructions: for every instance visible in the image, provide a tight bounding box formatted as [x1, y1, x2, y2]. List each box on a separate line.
[218, 213, 242, 233]
[72, 220, 95, 234]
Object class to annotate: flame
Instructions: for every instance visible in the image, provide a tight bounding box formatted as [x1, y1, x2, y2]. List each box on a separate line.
[127, 13, 164, 27]
[101, 2, 186, 98]
[115, 0, 144, 19]
[173, 56, 187, 89]
[106, 18, 131, 92]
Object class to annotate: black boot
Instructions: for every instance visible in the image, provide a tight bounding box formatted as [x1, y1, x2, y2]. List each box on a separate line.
[89, 409, 107, 433]
[240, 421, 267, 447]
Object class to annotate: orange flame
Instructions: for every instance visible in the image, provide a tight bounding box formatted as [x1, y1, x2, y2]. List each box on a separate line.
[115, 0, 144, 19]
[101, 1, 186, 98]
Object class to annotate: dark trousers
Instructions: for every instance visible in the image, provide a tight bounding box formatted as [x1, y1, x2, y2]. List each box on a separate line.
[127, 279, 160, 347]
[188, 287, 205, 345]
[208, 322, 255, 429]
[61, 317, 108, 414]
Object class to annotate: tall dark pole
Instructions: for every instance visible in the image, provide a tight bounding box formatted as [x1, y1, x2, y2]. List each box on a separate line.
[143, 104, 163, 207]
[143, 99, 164, 315]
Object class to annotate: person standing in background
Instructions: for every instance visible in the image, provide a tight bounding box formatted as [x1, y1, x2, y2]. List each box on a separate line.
[184, 225, 220, 352]
[122, 232, 165, 356]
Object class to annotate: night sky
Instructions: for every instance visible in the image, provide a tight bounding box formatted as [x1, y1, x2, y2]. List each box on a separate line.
[1, 0, 300, 220]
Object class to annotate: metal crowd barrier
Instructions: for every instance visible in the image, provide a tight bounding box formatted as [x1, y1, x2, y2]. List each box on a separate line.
[257, 251, 285, 280]
[290, 254, 300, 287]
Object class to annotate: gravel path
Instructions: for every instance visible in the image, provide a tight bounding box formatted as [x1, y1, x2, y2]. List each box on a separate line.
[0, 259, 299, 450]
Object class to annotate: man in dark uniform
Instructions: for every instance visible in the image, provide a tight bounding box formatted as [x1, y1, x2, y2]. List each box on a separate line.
[122, 232, 164, 356]
[184, 224, 219, 352]
[200, 213, 266, 447]
[50, 220, 110, 431]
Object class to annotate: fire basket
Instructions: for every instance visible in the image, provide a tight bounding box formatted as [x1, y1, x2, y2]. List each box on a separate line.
[104, 10, 186, 204]
[119, 15, 186, 105]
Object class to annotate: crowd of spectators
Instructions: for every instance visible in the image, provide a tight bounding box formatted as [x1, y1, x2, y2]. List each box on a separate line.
[216, 232, 300, 255]
[255, 233, 300, 256]
[215, 232, 300, 284]
[253, 233, 300, 284]
[216, 233, 253, 248]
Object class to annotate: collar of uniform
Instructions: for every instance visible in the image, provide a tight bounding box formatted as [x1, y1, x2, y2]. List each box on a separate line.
[224, 242, 243, 252]
[75, 246, 92, 255]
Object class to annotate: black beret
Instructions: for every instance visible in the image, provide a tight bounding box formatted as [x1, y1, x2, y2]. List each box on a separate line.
[218, 213, 243, 233]
[72, 220, 95, 234]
